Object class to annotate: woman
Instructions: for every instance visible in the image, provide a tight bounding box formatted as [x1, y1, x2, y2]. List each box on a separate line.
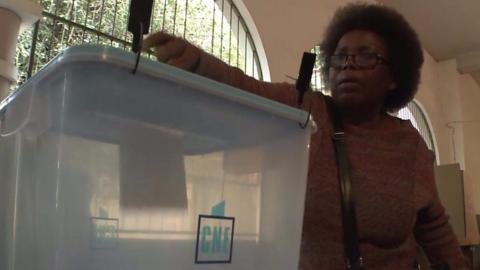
[143, 3, 469, 269]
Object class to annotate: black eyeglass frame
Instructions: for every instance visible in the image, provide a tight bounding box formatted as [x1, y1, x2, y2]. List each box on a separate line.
[329, 53, 390, 69]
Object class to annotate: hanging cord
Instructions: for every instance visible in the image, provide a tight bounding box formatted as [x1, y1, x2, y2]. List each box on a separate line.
[296, 52, 316, 129]
[132, 21, 143, 75]
[326, 98, 363, 269]
[286, 74, 312, 129]
[128, 0, 153, 73]
[299, 107, 312, 129]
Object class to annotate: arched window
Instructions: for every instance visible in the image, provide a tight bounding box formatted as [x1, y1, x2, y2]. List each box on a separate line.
[397, 100, 438, 159]
[14, 0, 266, 90]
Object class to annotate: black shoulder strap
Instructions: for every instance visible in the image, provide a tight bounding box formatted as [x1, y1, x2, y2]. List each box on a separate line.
[325, 98, 363, 269]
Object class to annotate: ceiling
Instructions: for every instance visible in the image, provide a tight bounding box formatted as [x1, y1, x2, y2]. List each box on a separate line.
[378, 0, 480, 84]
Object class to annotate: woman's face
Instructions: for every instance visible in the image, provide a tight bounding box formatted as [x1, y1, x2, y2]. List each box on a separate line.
[328, 29, 396, 112]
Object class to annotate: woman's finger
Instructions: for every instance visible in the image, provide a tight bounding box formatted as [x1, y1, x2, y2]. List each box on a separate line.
[152, 37, 186, 63]
[142, 31, 174, 52]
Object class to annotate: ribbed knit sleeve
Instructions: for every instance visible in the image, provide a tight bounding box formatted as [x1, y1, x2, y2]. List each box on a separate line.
[194, 50, 316, 110]
[413, 138, 470, 269]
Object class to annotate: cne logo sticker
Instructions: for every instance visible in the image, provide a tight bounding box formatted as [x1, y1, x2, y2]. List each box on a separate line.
[91, 208, 119, 249]
[195, 201, 235, 264]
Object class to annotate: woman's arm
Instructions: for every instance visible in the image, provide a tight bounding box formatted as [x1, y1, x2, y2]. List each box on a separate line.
[413, 139, 470, 269]
[143, 32, 309, 108]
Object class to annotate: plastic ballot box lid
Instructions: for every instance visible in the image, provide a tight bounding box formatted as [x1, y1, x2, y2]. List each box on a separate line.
[0, 45, 314, 270]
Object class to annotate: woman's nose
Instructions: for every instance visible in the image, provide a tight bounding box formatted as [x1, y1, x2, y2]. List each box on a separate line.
[342, 55, 357, 70]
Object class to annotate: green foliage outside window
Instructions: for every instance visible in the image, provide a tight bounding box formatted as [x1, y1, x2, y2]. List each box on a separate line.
[14, 0, 262, 92]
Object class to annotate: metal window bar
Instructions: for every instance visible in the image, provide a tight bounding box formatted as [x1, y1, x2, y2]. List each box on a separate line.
[149, 0, 156, 32]
[82, 0, 91, 41]
[183, 0, 188, 38]
[172, 0, 178, 35]
[236, 10, 240, 68]
[211, 0, 216, 54]
[14, 0, 264, 92]
[219, 0, 224, 58]
[243, 29, 247, 72]
[47, 0, 62, 60]
[27, 22, 40, 78]
[228, 1, 232, 65]
[111, 0, 119, 41]
[65, 0, 74, 46]
[97, 0, 106, 43]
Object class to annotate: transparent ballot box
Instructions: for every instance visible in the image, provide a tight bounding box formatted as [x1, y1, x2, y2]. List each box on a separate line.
[0, 46, 314, 270]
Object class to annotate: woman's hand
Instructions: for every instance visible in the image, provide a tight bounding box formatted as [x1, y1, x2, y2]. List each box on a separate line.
[143, 32, 201, 71]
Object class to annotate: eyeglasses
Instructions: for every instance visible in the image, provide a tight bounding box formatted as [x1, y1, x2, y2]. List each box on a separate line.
[329, 53, 389, 69]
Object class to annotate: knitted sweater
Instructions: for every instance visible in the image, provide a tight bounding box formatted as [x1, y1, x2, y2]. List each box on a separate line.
[194, 52, 469, 269]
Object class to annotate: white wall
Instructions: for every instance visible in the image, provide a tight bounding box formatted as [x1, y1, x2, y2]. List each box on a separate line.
[240, 0, 371, 82]
[416, 53, 480, 244]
